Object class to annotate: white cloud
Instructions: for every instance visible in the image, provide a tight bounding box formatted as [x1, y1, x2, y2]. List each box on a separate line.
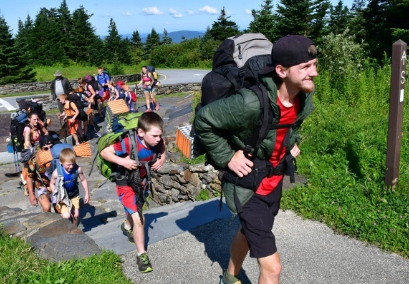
[245, 9, 252, 15]
[169, 8, 183, 18]
[186, 10, 194, 15]
[123, 11, 132, 16]
[101, 13, 112, 18]
[142, 6, 164, 15]
[199, 6, 218, 15]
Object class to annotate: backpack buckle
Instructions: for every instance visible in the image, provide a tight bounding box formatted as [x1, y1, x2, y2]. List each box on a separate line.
[243, 145, 253, 154]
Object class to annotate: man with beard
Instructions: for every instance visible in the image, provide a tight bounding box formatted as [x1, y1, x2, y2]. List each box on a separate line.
[194, 35, 318, 284]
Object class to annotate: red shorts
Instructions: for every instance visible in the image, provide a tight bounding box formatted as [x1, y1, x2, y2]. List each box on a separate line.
[67, 119, 78, 135]
[116, 185, 138, 216]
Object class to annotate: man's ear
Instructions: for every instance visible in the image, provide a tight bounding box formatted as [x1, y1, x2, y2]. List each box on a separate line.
[275, 65, 287, 79]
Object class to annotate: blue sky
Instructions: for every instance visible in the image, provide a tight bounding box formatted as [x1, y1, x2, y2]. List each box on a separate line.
[1, 0, 354, 36]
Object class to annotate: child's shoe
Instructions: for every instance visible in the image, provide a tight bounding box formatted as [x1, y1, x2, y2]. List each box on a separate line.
[137, 252, 153, 273]
[120, 221, 134, 243]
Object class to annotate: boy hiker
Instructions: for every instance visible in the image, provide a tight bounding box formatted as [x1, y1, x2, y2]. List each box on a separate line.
[58, 93, 80, 145]
[26, 135, 57, 212]
[195, 35, 318, 284]
[49, 148, 90, 226]
[100, 112, 166, 273]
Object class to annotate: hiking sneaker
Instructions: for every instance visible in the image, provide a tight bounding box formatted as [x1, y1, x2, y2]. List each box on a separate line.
[136, 252, 153, 273]
[120, 222, 134, 243]
[219, 271, 242, 284]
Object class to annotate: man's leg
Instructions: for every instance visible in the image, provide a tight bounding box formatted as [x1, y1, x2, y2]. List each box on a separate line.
[227, 228, 249, 277]
[38, 194, 51, 212]
[258, 252, 282, 284]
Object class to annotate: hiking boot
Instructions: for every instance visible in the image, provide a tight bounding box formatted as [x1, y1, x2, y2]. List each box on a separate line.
[121, 222, 134, 243]
[136, 252, 153, 273]
[219, 271, 242, 284]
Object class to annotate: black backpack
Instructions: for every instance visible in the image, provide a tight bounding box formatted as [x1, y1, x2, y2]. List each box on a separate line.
[191, 33, 274, 157]
[9, 111, 29, 153]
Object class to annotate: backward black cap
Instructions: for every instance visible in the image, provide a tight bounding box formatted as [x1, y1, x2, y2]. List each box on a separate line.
[271, 35, 316, 67]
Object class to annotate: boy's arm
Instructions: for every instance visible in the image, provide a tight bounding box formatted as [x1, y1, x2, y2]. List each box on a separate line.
[70, 102, 79, 122]
[151, 139, 166, 171]
[49, 169, 58, 192]
[77, 166, 89, 204]
[100, 144, 137, 170]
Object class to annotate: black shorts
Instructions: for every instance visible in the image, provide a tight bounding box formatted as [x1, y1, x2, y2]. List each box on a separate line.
[239, 180, 283, 259]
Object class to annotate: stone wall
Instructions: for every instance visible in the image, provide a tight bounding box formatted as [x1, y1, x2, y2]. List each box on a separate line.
[0, 74, 141, 95]
[151, 162, 222, 206]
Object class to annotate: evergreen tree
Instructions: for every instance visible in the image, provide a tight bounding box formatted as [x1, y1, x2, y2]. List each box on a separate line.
[209, 7, 240, 41]
[246, 0, 278, 41]
[71, 6, 104, 65]
[275, 0, 314, 37]
[0, 16, 36, 84]
[162, 29, 173, 45]
[309, 0, 331, 45]
[130, 30, 143, 65]
[199, 26, 220, 60]
[57, 0, 73, 60]
[144, 28, 160, 59]
[30, 8, 67, 65]
[15, 15, 34, 65]
[347, 0, 367, 43]
[104, 18, 122, 62]
[328, 0, 351, 35]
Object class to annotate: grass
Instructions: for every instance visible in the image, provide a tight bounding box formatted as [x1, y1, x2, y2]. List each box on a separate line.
[0, 229, 132, 284]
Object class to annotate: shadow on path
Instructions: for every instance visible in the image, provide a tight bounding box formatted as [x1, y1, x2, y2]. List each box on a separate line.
[79, 203, 117, 233]
[175, 199, 253, 283]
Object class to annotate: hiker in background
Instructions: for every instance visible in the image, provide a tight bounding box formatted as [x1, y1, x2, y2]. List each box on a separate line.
[58, 94, 80, 146]
[96, 66, 111, 102]
[107, 81, 120, 101]
[23, 112, 49, 149]
[26, 135, 57, 212]
[50, 148, 90, 226]
[195, 35, 318, 284]
[78, 78, 96, 130]
[137, 66, 158, 112]
[100, 112, 166, 273]
[50, 70, 72, 113]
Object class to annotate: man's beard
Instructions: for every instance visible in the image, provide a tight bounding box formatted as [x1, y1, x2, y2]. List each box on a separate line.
[301, 79, 315, 93]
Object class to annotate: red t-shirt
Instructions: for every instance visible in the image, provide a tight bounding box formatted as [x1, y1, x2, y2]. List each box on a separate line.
[256, 96, 299, 195]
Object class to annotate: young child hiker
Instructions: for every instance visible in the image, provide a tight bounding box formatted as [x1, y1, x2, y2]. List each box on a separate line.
[58, 93, 80, 145]
[49, 148, 90, 226]
[100, 112, 166, 273]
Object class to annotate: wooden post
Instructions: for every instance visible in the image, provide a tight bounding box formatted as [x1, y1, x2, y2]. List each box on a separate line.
[385, 40, 407, 186]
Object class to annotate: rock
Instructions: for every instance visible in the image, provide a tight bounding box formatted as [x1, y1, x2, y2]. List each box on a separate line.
[170, 152, 183, 163]
[167, 141, 176, 150]
[158, 163, 188, 174]
[1, 220, 26, 235]
[189, 163, 215, 173]
[210, 183, 222, 192]
[184, 169, 192, 182]
[33, 234, 101, 261]
[201, 173, 215, 184]
[189, 173, 201, 187]
[22, 212, 62, 230]
[174, 173, 187, 184]
[171, 188, 180, 202]
[0, 206, 23, 219]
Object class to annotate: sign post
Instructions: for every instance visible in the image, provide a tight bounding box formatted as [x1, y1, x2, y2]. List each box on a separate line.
[385, 40, 407, 186]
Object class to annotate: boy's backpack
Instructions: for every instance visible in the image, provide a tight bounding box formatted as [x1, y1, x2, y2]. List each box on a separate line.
[67, 93, 85, 110]
[147, 66, 158, 82]
[116, 81, 126, 99]
[95, 70, 110, 83]
[191, 33, 274, 157]
[46, 143, 75, 178]
[9, 110, 29, 152]
[19, 100, 46, 122]
[84, 74, 101, 93]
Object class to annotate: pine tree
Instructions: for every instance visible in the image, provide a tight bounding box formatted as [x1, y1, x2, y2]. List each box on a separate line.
[129, 30, 143, 65]
[104, 18, 122, 62]
[57, 0, 73, 60]
[144, 28, 160, 60]
[30, 8, 67, 65]
[130, 30, 143, 49]
[199, 26, 220, 60]
[328, 0, 351, 35]
[347, 0, 367, 43]
[209, 7, 240, 41]
[162, 29, 173, 45]
[246, 0, 278, 41]
[275, 0, 314, 37]
[71, 6, 104, 65]
[309, 0, 331, 45]
[15, 15, 34, 65]
[0, 16, 36, 84]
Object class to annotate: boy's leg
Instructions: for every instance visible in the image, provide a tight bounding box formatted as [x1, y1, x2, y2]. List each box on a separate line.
[131, 212, 145, 253]
[71, 196, 81, 226]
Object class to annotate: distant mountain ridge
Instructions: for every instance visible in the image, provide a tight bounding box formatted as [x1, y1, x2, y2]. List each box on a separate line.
[121, 30, 205, 43]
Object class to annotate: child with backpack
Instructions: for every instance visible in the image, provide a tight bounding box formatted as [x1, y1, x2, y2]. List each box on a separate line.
[26, 135, 57, 212]
[100, 112, 166, 273]
[49, 148, 90, 226]
[58, 93, 80, 145]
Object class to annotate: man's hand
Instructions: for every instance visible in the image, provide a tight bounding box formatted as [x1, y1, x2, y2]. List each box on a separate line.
[290, 144, 301, 158]
[119, 156, 137, 170]
[227, 150, 254, 178]
[84, 194, 89, 204]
